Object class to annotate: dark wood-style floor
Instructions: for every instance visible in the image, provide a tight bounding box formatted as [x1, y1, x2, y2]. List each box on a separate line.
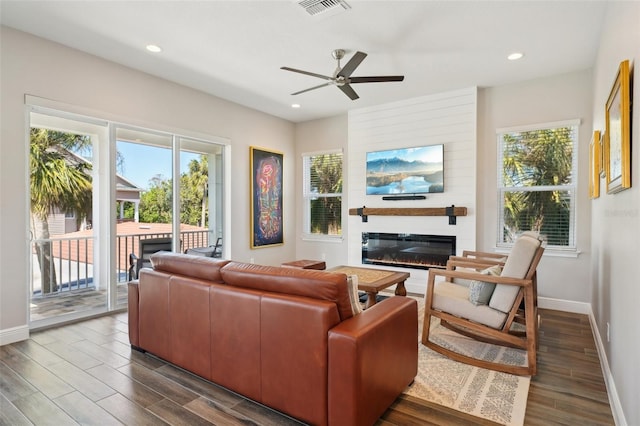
[0, 308, 614, 426]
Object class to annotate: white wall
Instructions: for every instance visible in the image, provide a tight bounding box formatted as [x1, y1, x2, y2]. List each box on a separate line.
[590, 3, 640, 425]
[477, 70, 594, 302]
[294, 114, 349, 267]
[347, 88, 478, 294]
[0, 27, 296, 340]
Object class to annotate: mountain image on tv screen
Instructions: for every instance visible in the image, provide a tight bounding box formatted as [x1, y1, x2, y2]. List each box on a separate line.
[366, 144, 444, 195]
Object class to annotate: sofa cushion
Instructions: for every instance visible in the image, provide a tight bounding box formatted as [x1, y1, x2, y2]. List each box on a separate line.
[221, 262, 354, 321]
[468, 264, 502, 306]
[150, 252, 230, 282]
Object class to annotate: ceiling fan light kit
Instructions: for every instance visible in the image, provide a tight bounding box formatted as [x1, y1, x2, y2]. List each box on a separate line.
[281, 49, 404, 100]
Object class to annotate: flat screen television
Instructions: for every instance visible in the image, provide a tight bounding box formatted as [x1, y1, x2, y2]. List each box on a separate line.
[366, 144, 444, 195]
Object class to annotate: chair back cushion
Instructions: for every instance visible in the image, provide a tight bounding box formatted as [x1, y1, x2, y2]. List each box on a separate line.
[138, 237, 173, 275]
[489, 234, 541, 313]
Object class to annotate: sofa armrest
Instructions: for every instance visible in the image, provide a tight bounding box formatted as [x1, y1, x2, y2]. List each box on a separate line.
[328, 296, 418, 426]
[127, 280, 140, 348]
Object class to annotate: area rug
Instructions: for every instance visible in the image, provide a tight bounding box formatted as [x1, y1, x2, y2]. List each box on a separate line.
[403, 296, 531, 426]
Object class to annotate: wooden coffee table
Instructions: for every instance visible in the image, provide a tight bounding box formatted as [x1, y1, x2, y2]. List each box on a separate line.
[327, 265, 409, 309]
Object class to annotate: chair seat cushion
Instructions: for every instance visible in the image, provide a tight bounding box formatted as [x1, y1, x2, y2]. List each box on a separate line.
[432, 281, 507, 329]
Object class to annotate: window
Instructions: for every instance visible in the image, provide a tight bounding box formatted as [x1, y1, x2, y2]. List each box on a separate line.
[27, 99, 228, 328]
[497, 120, 579, 250]
[303, 150, 343, 238]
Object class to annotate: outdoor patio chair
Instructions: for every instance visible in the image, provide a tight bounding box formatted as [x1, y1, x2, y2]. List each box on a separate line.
[184, 237, 222, 258]
[211, 237, 222, 258]
[128, 237, 173, 280]
[421, 232, 544, 376]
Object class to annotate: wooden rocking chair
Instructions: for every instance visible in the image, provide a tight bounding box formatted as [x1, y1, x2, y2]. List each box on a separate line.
[421, 233, 544, 376]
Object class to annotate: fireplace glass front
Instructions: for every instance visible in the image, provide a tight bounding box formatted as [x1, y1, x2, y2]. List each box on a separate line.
[362, 233, 456, 270]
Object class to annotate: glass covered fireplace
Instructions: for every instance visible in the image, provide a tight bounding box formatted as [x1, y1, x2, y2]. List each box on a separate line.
[362, 233, 456, 270]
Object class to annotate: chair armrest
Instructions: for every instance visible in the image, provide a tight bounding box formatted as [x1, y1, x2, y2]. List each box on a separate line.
[446, 258, 505, 270]
[128, 253, 139, 280]
[462, 250, 507, 261]
[328, 296, 418, 426]
[428, 268, 533, 288]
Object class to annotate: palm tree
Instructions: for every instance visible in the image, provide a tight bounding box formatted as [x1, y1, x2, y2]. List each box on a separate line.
[30, 128, 93, 294]
[181, 155, 208, 227]
[310, 154, 343, 235]
[502, 127, 573, 244]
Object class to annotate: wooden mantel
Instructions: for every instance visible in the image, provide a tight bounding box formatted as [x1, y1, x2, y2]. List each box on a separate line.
[348, 206, 467, 217]
[348, 206, 467, 224]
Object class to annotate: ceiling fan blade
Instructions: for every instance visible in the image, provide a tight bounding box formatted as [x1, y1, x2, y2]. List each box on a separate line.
[281, 66, 333, 81]
[349, 76, 405, 83]
[337, 51, 367, 78]
[339, 84, 359, 100]
[291, 82, 332, 96]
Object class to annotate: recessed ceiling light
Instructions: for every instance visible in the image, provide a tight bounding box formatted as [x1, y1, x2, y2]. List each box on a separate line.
[146, 44, 162, 53]
[508, 52, 524, 61]
[291, 104, 301, 109]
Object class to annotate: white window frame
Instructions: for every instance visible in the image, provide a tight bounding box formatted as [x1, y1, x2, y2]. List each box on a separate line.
[496, 119, 580, 254]
[302, 149, 343, 241]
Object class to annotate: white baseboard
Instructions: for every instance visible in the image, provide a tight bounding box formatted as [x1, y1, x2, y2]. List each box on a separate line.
[0, 325, 29, 346]
[585, 308, 627, 426]
[538, 296, 591, 314]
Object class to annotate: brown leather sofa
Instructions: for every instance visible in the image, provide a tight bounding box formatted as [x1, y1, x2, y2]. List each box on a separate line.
[128, 252, 418, 426]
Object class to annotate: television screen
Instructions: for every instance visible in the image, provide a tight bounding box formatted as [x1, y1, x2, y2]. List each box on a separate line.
[366, 144, 444, 195]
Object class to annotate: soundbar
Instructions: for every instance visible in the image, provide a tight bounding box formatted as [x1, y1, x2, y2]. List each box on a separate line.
[382, 195, 426, 201]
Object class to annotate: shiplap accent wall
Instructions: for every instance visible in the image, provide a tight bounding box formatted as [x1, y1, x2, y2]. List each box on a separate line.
[347, 87, 478, 294]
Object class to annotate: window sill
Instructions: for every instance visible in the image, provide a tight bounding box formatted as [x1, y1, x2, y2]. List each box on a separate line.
[494, 246, 581, 258]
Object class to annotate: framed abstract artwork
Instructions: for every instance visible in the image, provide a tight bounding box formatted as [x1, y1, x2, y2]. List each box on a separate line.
[604, 59, 631, 194]
[589, 130, 601, 199]
[250, 146, 284, 248]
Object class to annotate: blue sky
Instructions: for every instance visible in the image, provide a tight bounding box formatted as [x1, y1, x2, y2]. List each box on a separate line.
[117, 141, 199, 190]
[366, 144, 443, 163]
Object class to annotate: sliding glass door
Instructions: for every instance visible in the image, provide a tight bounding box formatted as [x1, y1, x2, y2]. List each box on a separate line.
[178, 137, 224, 253]
[29, 110, 109, 326]
[113, 129, 225, 285]
[28, 106, 226, 328]
[114, 128, 174, 288]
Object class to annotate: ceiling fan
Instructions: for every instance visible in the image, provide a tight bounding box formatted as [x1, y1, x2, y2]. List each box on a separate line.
[281, 49, 404, 100]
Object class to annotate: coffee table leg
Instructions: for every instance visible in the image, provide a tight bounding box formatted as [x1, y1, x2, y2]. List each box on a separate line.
[365, 291, 377, 309]
[395, 280, 407, 297]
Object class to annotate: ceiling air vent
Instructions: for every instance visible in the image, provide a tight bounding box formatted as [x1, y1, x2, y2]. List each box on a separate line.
[297, 0, 351, 17]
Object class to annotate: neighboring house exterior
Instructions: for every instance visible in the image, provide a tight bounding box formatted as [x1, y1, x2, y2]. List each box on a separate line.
[116, 174, 143, 224]
[36, 151, 143, 236]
